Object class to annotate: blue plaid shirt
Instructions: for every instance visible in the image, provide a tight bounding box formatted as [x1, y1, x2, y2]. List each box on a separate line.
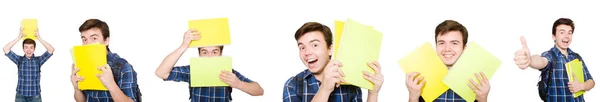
[5, 51, 52, 96]
[419, 89, 469, 102]
[165, 65, 253, 102]
[541, 46, 593, 102]
[82, 52, 139, 102]
[283, 69, 362, 102]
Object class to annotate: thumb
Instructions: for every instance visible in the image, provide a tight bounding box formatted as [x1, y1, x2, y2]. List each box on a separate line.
[520, 36, 529, 49]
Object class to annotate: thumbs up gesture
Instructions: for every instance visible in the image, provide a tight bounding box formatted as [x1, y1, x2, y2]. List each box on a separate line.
[514, 36, 531, 69]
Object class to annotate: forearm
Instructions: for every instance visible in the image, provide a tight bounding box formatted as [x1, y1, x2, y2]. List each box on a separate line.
[3, 37, 20, 54]
[311, 89, 331, 102]
[584, 80, 595, 91]
[74, 88, 86, 102]
[155, 45, 187, 79]
[107, 83, 134, 102]
[529, 55, 548, 69]
[367, 92, 379, 102]
[37, 38, 54, 54]
[237, 82, 264, 96]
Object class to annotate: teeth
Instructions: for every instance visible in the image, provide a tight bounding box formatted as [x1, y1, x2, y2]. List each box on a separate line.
[307, 59, 317, 62]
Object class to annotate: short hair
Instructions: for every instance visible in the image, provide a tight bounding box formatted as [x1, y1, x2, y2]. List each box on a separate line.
[79, 19, 110, 40]
[552, 18, 575, 35]
[294, 22, 333, 48]
[435, 20, 469, 46]
[22, 38, 36, 48]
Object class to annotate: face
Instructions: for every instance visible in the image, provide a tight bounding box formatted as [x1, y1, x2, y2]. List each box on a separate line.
[553, 25, 573, 50]
[436, 31, 465, 67]
[198, 46, 222, 57]
[23, 44, 35, 57]
[297, 31, 332, 74]
[81, 28, 109, 45]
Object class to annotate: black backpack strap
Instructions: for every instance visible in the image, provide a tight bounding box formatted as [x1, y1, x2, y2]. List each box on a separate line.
[112, 58, 142, 102]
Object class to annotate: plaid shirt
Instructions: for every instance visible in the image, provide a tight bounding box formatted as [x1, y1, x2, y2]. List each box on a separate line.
[82, 52, 139, 102]
[283, 69, 363, 102]
[419, 89, 470, 102]
[5, 51, 52, 96]
[165, 65, 253, 102]
[541, 46, 593, 102]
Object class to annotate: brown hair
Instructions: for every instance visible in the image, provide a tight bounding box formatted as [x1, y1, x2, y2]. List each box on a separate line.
[79, 19, 110, 40]
[435, 20, 469, 46]
[294, 22, 333, 48]
[22, 38, 36, 48]
[552, 18, 575, 35]
[198, 46, 224, 52]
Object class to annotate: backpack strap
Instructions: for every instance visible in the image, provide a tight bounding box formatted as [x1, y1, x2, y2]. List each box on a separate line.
[112, 58, 142, 102]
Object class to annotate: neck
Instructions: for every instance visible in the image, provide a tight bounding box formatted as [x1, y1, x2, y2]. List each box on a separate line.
[313, 72, 324, 82]
[555, 45, 569, 57]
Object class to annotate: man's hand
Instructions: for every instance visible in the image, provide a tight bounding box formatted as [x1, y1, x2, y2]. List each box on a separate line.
[568, 73, 585, 93]
[320, 60, 345, 92]
[514, 36, 531, 69]
[364, 61, 383, 94]
[182, 29, 201, 47]
[97, 64, 117, 88]
[219, 70, 242, 88]
[469, 72, 490, 102]
[71, 64, 84, 89]
[406, 72, 425, 101]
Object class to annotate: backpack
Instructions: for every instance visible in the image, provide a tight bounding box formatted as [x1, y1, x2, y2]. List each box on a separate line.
[537, 51, 581, 101]
[112, 58, 143, 102]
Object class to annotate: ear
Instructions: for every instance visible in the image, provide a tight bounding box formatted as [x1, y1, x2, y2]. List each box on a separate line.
[104, 37, 110, 46]
[328, 44, 333, 56]
[552, 35, 556, 43]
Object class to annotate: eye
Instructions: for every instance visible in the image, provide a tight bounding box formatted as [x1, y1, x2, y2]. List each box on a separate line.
[438, 42, 444, 45]
[299, 46, 305, 50]
[213, 52, 217, 54]
[453, 42, 459, 45]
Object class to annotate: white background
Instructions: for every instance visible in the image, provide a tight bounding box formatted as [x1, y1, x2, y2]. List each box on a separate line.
[0, 0, 598, 102]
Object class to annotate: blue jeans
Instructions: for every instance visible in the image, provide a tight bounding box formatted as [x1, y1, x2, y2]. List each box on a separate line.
[15, 94, 41, 102]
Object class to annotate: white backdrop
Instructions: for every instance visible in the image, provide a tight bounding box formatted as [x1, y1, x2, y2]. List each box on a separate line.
[0, 1, 597, 102]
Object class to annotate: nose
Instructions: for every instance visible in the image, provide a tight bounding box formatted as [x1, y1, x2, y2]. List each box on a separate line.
[303, 47, 315, 57]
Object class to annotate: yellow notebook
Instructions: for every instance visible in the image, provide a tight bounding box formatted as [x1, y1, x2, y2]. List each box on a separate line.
[21, 19, 38, 40]
[399, 42, 449, 102]
[566, 59, 585, 97]
[442, 42, 502, 102]
[188, 18, 231, 47]
[333, 20, 344, 57]
[335, 19, 382, 90]
[73, 44, 108, 90]
[190, 56, 233, 87]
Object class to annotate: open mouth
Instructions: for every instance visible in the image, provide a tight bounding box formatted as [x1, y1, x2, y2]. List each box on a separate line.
[306, 58, 318, 68]
[442, 52, 455, 59]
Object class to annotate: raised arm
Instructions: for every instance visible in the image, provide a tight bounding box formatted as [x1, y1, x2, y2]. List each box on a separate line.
[155, 29, 200, 79]
[35, 29, 54, 54]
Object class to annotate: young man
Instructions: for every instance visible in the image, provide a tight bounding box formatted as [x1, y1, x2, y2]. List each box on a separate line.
[405, 20, 490, 102]
[283, 22, 384, 102]
[4, 28, 54, 102]
[70, 19, 140, 102]
[154, 29, 264, 102]
[514, 18, 594, 101]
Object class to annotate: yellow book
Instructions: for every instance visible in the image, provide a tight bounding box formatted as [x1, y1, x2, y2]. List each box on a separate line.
[188, 18, 231, 47]
[73, 44, 108, 90]
[399, 42, 449, 102]
[335, 19, 382, 90]
[21, 19, 38, 40]
[190, 56, 233, 87]
[566, 59, 585, 97]
[442, 42, 502, 102]
[333, 20, 344, 58]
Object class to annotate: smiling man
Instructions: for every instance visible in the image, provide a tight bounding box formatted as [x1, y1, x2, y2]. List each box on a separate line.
[514, 18, 594, 102]
[405, 20, 490, 102]
[283, 22, 384, 102]
[4, 27, 54, 102]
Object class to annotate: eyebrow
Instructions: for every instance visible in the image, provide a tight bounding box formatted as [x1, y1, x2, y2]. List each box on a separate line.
[298, 39, 321, 46]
